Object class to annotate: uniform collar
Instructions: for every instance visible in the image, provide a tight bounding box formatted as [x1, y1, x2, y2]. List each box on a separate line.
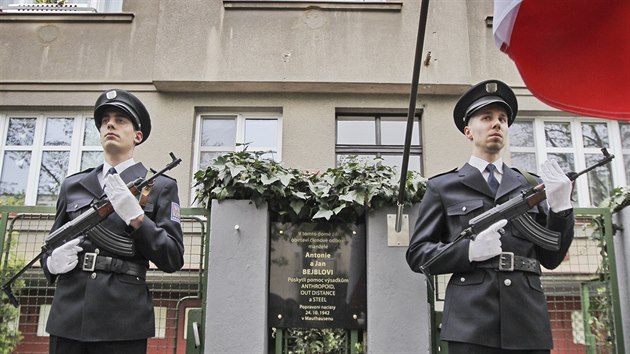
[468, 155, 503, 176]
[103, 158, 136, 178]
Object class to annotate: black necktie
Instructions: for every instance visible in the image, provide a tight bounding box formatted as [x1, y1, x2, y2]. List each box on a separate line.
[486, 164, 499, 194]
[103, 167, 117, 189]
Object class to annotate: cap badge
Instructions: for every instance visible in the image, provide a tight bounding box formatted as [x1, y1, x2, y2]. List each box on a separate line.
[106, 90, 117, 100]
[485, 82, 498, 93]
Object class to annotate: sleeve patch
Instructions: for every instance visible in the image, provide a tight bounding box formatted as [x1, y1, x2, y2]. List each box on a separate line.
[170, 202, 181, 223]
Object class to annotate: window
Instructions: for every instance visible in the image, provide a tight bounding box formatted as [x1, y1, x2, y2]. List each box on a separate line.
[37, 304, 51, 337]
[194, 111, 282, 171]
[154, 306, 167, 338]
[0, 0, 122, 13]
[0, 113, 102, 206]
[619, 122, 630, 183]
[509, 117, 629, 207]
[336, 113, 422, 175]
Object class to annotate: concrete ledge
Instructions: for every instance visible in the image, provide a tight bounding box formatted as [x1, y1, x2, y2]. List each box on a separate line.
[0, 12, 134, 22]
[223, 0, 403, 11]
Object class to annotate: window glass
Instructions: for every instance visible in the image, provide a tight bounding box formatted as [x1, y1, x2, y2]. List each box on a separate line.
[37, 304, 51, 337]
[0, 151, 31, 204]
[199, 152, 223, 171]
[201, 118, 236, 147]
[581, 122, 609, 148]
[585, 153, 613, 206]
[379, 154, 421, 174]
[544, 122, 572, 148]
[83, 118, 100, 146]
[381, 119, 420, 145]
[245, 119, 277, 147]
[510, 152, 537, 173]
[44, 118, 73, 146]
[620, 123, 630, 149]
[37, 151, 70, 205]
[620, 123, 630, 183]
[335, 114, 422, 177]
[6, 118, 36, 146]
[509, 121, 534, 147]
[547, 153, 574, 172]
[337, 119, 375, 145]
[81, 151, 102, 170]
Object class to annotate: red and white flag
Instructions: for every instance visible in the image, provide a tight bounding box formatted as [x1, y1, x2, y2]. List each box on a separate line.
[493, 0, 630, 120]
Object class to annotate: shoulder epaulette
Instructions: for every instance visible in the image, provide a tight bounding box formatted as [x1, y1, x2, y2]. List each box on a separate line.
[428, 167, 458, 180]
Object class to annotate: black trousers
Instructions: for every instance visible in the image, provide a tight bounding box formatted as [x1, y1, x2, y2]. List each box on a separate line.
[447, 341, 550, 354]
[49, 335, 147, 354]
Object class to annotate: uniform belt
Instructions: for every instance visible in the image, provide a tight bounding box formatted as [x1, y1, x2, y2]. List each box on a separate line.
[475, 252, 541, 275]
[80, 253, 146, 279]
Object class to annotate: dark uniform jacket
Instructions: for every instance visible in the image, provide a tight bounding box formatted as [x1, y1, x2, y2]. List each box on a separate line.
[43, 162, 185, 341]
[406, 163, 574, 350]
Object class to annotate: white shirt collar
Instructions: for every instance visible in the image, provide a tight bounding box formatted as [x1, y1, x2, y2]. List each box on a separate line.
[469, 155, 503, 176]
[101, 158, 136, 186]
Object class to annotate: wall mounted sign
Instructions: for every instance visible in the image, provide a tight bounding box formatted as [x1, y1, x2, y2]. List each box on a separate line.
[268, 222, 366, 329]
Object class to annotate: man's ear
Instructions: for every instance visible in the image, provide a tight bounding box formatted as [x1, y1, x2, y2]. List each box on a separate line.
[134, 131, 143, 145]
[463, 126, 473, 141]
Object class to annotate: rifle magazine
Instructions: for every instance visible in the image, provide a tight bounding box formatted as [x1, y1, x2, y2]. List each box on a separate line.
[86, 224, 135, 257]
[512, 214, 561, 251]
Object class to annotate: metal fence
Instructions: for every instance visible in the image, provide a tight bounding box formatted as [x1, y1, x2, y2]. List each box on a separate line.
[0, 206, 208, 354]
[429, 208, 625, 354]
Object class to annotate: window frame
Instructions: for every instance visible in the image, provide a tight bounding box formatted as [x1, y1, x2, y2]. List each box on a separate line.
[192, 110, 283, 202]
[509, 116, 626, 207]
[0, 112, 101, 205]
[335, 112, 423, 175]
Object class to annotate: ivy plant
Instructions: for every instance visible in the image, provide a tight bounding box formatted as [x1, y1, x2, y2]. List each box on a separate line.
[599, 186, 630, 213]
[193, 150, 426, 223]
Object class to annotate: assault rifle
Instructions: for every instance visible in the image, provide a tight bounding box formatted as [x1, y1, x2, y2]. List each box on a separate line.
[2, 153, 182, 308]
[419, 148, 614, 279]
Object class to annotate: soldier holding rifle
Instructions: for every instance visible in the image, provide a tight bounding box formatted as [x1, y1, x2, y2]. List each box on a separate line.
[42, 89, 185, 354]
[406, 80, 574, 353]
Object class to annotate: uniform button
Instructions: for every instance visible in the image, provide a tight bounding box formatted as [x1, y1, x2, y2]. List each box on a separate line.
[462, 207, 467, 212]
[504, 279, 511, 286]
[91, 272, 97, 279]
[95, 248, 100, 254]
[460, 277, 466, 283]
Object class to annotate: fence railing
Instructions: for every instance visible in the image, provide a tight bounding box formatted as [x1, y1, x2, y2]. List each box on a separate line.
[0, 206, 209, 354]
[428, 208, 625, 354]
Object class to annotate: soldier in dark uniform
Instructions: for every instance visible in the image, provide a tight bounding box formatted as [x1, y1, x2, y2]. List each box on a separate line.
[42, 89, 185, 354]
[406, 80, 574, 353]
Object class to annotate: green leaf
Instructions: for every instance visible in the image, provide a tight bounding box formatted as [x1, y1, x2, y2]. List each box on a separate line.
[313, 209, 334, 220]
[278, 172, 294, 186]
[260, 174, 279, 185]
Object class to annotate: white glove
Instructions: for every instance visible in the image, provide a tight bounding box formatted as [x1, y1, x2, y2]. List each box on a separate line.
[104, 174, 144, 225]
[540, 159, 572, 212]
[47, 238, 83, 275]
[469, 219, 506, 262]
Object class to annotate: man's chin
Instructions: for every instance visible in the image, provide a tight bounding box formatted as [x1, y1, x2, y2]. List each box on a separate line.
[487, 143, 504, 153]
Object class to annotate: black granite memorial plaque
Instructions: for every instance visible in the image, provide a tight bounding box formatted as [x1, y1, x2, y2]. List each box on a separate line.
[268, 222, 366, 329]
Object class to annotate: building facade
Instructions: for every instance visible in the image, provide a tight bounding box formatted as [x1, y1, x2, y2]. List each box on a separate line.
[0, 0, 627, 352]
